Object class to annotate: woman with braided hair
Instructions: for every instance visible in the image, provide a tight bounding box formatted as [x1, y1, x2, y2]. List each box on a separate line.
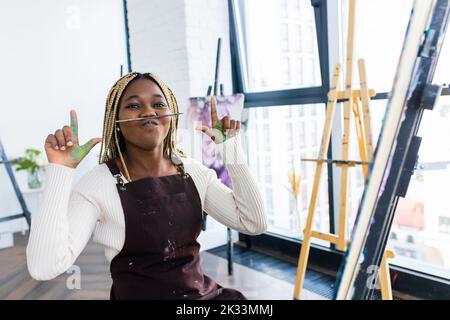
[26, 72, 267, 300]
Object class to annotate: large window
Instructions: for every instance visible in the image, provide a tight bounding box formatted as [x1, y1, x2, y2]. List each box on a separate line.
[387, 96, 450, 280]
[230, 0, 330, 245]
[230, 0, 450, 296]
[246, 104, 330, 245]
[343, 0, 415, 92]
[339, 0, 450, 279]
[234, 0, 322, 92]
[341, 0, 415, 238]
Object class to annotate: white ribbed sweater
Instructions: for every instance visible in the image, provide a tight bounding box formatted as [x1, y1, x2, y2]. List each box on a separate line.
[26, 134, 267, 281]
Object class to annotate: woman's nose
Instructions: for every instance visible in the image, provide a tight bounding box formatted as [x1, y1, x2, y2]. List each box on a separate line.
[141, 105, 158, 117]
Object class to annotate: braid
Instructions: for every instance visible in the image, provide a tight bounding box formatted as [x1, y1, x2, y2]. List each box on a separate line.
[99, 72, 186, 181]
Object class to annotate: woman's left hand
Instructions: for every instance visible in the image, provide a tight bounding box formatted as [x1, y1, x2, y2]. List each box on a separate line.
[195, 96, 241, 144]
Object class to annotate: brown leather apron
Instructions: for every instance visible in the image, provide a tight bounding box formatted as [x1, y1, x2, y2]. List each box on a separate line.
[105, 158, 247, 300]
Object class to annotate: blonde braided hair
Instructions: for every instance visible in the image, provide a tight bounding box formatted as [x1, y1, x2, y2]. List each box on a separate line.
[98, 72, 186, 181]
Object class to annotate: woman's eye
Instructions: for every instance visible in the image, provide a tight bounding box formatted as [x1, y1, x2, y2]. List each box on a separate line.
[126, 104, 140, 109]
[125, 103, 167, 109]
[154, 103, 168, 109]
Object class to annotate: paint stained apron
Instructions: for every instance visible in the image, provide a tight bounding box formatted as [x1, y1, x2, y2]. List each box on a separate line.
[105, 158, 247, 300]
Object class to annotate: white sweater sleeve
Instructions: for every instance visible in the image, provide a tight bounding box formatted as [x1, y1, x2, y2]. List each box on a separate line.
[202, 134, 267, 235]
[26, 163, 101, 281]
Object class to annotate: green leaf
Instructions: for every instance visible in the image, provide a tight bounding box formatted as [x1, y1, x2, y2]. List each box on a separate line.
[13, 148, 43, 174]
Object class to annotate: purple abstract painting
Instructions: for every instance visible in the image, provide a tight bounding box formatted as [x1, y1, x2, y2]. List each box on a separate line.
[186, 94, 245, 188]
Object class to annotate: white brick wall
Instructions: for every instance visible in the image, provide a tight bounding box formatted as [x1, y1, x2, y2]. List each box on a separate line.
[126, 0, 190, 110]
[126, 0, 237, 250]
[184, 0, 233, 97]
[126, 0, 232, 112]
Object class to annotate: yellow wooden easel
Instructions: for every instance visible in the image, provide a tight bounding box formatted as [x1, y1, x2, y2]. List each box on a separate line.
[292, 0, 395, 300]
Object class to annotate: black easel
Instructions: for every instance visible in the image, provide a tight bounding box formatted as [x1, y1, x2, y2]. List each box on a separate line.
[202, 38, 234, 276]
[0, 138, 32, 228]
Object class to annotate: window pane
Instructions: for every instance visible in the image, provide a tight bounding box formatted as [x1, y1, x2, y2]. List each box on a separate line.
[235, 0, 322, 92]
[340, 0, 414, 93]
[246, 104, 330, 246]
[387, 95, 450, 279]
[433, 31, 450, 86]
[346, 86, 450, 280]
[345, 93, 450, 279]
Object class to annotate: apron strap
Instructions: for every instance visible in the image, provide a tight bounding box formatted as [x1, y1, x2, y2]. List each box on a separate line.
[105, 159, 127, 190]
[105, 156, 189, 186]
[172, 154, 190, 179]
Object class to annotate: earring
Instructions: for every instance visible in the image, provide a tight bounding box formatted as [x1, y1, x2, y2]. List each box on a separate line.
[116, 127, 120, 132]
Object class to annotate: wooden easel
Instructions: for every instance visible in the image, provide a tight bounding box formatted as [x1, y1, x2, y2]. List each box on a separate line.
[293, 0, 395, 300]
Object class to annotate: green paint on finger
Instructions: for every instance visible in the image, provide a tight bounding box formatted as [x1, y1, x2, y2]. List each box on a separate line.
[214, 122, 226, 142]
[71, 115, 78, 140]
[70, 139, 94, 162]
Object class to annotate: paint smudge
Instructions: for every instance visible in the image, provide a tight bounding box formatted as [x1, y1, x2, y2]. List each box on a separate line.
[163, 239, 176, 261]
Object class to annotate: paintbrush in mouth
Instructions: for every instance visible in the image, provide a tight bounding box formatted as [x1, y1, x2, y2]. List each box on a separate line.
[115, 113, 183, 123]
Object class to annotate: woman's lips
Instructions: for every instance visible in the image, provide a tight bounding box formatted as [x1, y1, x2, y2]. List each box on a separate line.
[141, 120, 159, 128]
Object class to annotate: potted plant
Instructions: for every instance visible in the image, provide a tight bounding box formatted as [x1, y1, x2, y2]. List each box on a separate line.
[13, 148, 45, 189]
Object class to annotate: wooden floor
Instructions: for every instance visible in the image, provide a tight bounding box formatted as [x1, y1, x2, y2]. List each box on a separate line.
[0, 232, 325, 300]
[208, 244, 338, 299]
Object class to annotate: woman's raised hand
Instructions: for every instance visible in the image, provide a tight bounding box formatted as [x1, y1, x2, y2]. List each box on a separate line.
[195, 96, 241, 144]
[44, 110, 102, 169]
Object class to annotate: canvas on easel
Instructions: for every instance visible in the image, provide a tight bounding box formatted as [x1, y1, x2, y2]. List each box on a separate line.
[186, 94, 245, 189]
[184, 93, 245, 277]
